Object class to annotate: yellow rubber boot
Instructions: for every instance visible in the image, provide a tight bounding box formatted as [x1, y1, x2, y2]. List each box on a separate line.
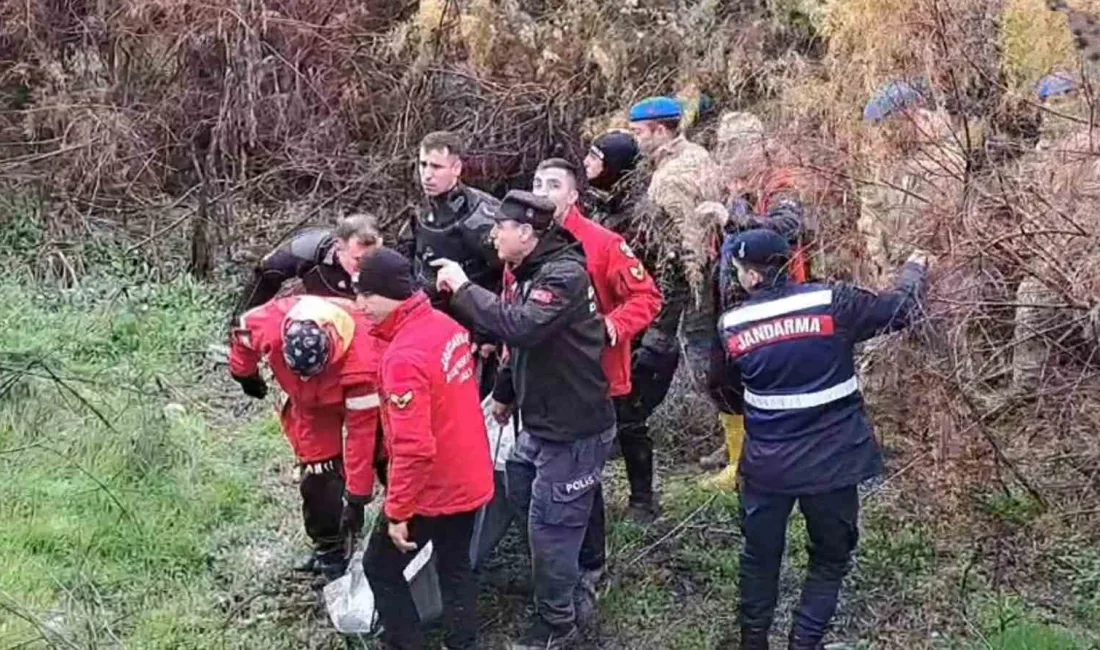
[699, 413, 745, 492]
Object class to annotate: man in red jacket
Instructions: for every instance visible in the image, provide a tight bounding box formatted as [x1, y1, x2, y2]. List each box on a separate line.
[533, 158, 663, 520]
[228, 295, 382, 580]
[354, 247, 495, 650]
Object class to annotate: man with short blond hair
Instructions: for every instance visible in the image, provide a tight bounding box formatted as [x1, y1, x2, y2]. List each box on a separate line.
[230, 213, 382, 326]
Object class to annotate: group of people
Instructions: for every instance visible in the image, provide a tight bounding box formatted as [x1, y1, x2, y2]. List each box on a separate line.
[225, 90, 936, 650]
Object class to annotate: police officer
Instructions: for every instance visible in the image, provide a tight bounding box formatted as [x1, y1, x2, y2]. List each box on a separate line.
[396, 130, 503, 394]
[708, 229, 928, 649]
[230, 214, 381, 325]
[434, 190, 616, 650]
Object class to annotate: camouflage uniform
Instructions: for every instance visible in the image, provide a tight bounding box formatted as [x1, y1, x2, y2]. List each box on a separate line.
[1008, 96, 1100, 394]
[646, 135, 724, 376]
[647, 135, 724, 299]
[857, 108, 966, 286]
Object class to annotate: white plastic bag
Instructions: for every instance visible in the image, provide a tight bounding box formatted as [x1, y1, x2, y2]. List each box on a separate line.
[481, 395, 516, 471]
[322, 544, 376, 634]
[322, 507, 439, 635]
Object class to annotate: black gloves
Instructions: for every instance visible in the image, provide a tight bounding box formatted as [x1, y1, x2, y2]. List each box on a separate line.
[232, 373, 268, 399]
[340, 494, 368, 540]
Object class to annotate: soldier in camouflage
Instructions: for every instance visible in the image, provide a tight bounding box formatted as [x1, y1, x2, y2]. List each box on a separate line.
[629, 96, 725, 381]
[1004, 73, 1100, 398]
[858, 80, 966, 288]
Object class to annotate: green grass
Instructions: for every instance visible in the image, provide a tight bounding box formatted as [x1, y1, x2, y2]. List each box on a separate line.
[0, 267, 300, 648]
[976, 595, 1096, 650]
[0, 211, 1097, 649]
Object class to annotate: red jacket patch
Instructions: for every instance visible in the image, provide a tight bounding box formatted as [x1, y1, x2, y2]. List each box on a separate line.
[530, 288, 555, 304]
[728, 314, 835, 357]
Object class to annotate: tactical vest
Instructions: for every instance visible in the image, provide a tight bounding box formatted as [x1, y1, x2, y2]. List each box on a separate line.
[413, 185, 500, 289]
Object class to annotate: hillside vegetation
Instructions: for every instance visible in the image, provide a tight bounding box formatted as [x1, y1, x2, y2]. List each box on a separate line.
[2, 0, 1100, 648]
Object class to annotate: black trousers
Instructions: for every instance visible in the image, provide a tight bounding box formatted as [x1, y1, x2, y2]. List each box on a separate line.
[477, 352, 498, 400]
[578, 341, 680, 572]
[299, 457, 345, 553]
[363, 510, 480, 650]
[739, 484, 860, 645]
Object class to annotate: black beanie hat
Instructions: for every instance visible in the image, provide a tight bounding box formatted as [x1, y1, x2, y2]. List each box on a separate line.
[354, 247, 416, 300]
[589, 130, 640, 191]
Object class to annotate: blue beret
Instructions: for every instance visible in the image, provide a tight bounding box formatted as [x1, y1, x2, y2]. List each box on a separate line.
[863, 80, 928, 123]
[730, 229, 791, 268]
[1037, 73, 1076, 101]
[629, 96, 683, 123]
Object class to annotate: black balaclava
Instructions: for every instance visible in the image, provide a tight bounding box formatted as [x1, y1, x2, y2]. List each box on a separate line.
[589, 130, 641, 191]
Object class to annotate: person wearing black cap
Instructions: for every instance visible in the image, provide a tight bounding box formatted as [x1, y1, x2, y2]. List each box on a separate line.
[708, 229, 929, 649]
[433, 190, 617, 650]
[354, 247, 495, 650]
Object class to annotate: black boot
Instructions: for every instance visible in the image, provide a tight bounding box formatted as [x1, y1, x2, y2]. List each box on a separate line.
[292, 551, 319, 574]
[621, 424, 658, 523]
[787, 631, 823, 650]
[313, 546, 348, 581]
[626, 498, 660, 524]
[741, 626, 770, 650]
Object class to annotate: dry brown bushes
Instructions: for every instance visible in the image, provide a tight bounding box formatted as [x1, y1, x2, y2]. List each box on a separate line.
[766, 0, 1100, 553]
[0, 0, 809, 268]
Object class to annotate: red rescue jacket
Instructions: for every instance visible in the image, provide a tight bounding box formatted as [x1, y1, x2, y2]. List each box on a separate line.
[561, 205, 663, 397]
[372, 292, 494, 522]
[752, 167, 811, 283]
[229, 295, 383, 499]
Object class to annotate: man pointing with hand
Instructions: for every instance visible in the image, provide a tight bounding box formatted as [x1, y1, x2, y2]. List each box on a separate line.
[434, 190, 616, 650]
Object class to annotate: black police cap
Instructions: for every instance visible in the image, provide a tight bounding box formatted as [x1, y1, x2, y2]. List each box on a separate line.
[494, 190, 556, 231]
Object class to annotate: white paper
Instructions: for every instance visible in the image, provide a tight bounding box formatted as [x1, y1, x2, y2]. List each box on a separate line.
[481, 395, 516, 471]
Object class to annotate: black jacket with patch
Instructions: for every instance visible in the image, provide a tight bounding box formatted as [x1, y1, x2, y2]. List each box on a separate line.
[449, 226, 616, 442]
